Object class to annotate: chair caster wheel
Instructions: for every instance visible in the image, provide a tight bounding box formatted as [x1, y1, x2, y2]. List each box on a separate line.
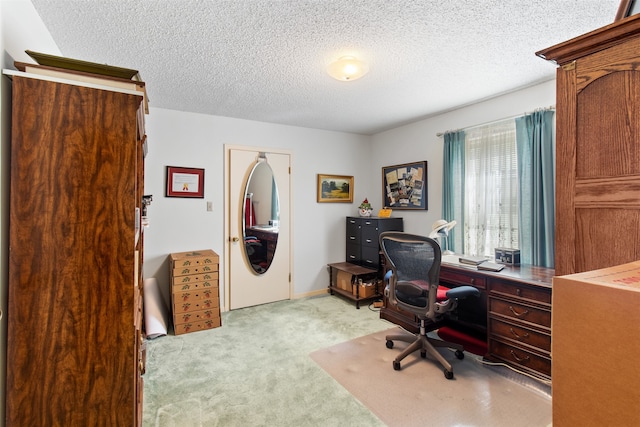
[444, 369, 454, 379]
[455, 350, 464, 360]
[393, 361, 401, 371]
[386, 340, 394, 349]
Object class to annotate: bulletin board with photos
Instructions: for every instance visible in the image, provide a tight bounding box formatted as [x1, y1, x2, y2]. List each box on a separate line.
[382, 161, 427, 210]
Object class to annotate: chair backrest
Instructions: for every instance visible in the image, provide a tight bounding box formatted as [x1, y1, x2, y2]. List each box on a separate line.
[380, 231, 442, 318]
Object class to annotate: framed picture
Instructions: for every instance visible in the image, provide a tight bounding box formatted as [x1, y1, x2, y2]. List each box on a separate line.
[615, 0, 640, 20]
[166, 166, 205, 198]
[317, 174, 353, 203]
[382, 161, 427, 210]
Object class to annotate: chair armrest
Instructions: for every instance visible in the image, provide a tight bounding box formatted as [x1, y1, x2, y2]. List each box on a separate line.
[445, 286, 480, 300]
[384, 269, 393, 282]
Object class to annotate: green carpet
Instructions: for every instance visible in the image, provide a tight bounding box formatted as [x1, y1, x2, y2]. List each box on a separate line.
[143, 295, 392, 426]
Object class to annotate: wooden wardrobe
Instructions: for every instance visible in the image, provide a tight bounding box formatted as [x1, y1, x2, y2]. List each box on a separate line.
[5, 70, 147, 425]
[537, 14, 640, 276]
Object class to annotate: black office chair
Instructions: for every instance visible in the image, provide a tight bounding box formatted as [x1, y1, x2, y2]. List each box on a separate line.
[380, 231, 480, 379]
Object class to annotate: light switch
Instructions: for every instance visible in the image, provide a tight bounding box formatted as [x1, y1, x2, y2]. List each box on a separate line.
[206, 201, 213, 211]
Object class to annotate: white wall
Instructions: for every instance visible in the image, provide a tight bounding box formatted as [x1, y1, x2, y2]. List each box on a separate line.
[143, 108, 373, 307]
[370, 80, 556, 238]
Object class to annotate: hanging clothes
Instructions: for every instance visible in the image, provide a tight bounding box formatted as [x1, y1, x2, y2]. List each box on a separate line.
[245, 196, 256, 228]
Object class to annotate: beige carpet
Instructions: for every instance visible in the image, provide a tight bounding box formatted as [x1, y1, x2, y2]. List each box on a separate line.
[310, 327, 552, 427]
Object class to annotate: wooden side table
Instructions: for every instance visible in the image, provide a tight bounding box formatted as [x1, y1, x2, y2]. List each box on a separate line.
[328, 262, 380, 308]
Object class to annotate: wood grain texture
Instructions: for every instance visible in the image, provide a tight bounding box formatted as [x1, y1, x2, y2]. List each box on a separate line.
[575, 208, 640, 273]
[575, 175, 640, 208]
[535, 14, 640, 66]
[554, 65, 577, 276]
[542, 19, 640, 276]
[576, 71, 640, 178]
[7, 76, 144, 426]
[575, 36, 640, 92]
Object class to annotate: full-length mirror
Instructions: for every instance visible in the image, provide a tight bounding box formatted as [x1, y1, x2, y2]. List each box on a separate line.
[243, 156, 280, 274]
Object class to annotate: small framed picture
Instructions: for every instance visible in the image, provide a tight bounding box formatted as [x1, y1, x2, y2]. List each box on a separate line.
[166, 166, 205, 198]
[317, 174, 354, 203]
[382, 161, 428, 210]
[615, 0, 640, 20]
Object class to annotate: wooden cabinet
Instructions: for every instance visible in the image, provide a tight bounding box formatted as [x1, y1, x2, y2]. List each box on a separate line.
[536, 14, 640, 276]
[5, 71, 147, 425]
[327, 262, 379, 309]
[380, 261, 554, 380]
[170, 250, 222, 335]
[486, 268, 553, 380]
[346, 216, 403, 271]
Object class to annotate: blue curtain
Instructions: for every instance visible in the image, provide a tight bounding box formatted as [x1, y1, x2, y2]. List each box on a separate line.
[442, 131, 465, 253]
[515, 110, 555, 268]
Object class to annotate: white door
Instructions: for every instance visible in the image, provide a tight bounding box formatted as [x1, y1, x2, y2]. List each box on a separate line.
[226, 146, 291, 310]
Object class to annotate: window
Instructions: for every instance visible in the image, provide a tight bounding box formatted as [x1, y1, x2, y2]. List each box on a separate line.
[444, 110, 555, 266]
[463, 120, 518, 256]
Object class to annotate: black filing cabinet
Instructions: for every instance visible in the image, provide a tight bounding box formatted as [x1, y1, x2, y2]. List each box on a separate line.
[346, 216, 403, 271]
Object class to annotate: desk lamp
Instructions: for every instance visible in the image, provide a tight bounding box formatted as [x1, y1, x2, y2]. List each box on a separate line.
[428, 219, 457, 255]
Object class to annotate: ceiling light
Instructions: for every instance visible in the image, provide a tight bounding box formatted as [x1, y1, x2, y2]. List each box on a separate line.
[327, 56, 369, 81]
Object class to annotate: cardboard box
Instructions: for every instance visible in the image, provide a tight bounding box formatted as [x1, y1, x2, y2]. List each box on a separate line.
[352, 281, 378, 298]
[173, 287, 218, 304]
[173, 297, 220, 314]
[172, 271, 219, 285]
[336, 270, 353, 292]
[172, 263, 219, 277]
[552, 260, 640, 426]
[170, 249, 219, 268]
[174, 316, 222, 335]
[174, 308, 221, 326]
[172, 274, 219, 290]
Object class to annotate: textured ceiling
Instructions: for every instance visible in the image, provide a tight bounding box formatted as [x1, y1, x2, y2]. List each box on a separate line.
[30, 0, 620, 135]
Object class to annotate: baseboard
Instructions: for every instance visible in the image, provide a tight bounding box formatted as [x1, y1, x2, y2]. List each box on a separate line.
[293, 288, 330, 299]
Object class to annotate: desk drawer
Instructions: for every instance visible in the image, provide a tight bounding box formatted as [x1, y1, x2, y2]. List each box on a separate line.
[489, 298, 551, 328]
[172, 272, 219, 287]
[173, 297, 220, 314]
[174, 287, 218, 303]
[489, 339, 551, 377]
[172, 264, 218, 277]
[489, 318, 551, 352]
[174, 316, 222, 335]
[174, 307, 221, 326]
[440, 269, 486, 289]
[490, 281, 551, 305]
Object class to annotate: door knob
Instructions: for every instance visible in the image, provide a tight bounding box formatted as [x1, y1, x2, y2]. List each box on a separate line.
[231, 237, 240, 242]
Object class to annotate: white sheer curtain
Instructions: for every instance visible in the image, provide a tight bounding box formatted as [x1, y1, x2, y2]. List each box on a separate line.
[463, 120, 519, 256]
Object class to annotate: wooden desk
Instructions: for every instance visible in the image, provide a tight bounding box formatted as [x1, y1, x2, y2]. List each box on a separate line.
[380, 259, 554, 381]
